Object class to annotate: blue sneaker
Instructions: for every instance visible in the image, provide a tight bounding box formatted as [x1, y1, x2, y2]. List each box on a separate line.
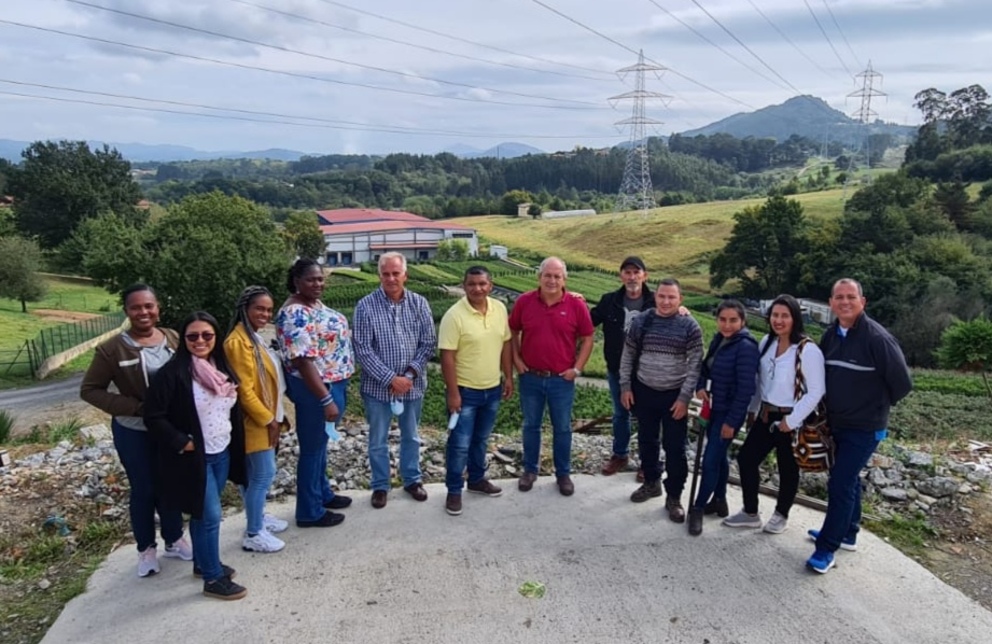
[807, 529, 858, 551]
[806, 549, 835, 574]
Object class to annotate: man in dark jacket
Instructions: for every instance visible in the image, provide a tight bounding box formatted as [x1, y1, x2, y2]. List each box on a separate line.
[591, 257, 654, 478]
[806, 278, 912, 574]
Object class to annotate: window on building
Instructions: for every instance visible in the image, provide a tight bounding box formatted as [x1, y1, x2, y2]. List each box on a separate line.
[326, 253, 338, 266]
[452, 232, 474, 238]
[418, 251, 429, 260]
[341, 252, 353, 265]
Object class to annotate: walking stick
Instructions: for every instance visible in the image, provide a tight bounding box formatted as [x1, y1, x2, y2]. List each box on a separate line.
[687, 394, 711, 510]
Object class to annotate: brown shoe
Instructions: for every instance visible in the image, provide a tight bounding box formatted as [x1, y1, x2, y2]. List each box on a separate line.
[557, 475, 574, 497]
[630, 480, 662, 503]
[518, 472, 537, 492]
[601, 454, 629, 476]
[445, 493, 462, 516]
[404, 482, 428, 502]
[371, 490, 388, 509]
[466, 479, 503, 497]
[636, 468, 644, 483]
[666, 496, 685, 523]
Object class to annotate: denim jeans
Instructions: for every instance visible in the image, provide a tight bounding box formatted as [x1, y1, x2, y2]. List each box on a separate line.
[287, 376, 349, 522]
[243, 448, 276, 535]
[445, 385, 502, 494]
[365, 395, 424, 491]
[737, 410, 800, 517]
[111, 419, 183, 552]
[190, 449, 229, 583]
[814, 427, 884, 553]
[519, 372, 575, 477]
[692, 414, 732, 510]
[606, 370, 632, 457]
[632, 381, 687, 497]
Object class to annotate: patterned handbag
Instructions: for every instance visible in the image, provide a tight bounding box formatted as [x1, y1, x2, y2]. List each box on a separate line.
[791, 339, 835, 473]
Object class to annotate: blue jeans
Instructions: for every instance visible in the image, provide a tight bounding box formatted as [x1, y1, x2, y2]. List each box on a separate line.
[815, 427, 885, 553]
[243, 448, 276, 535]
[445, 385, 502, 494]
[365, 395, 424, 491]
[190, 449, 229, 583]
[111, 419, 183, 552]
[519, 373, 575, 477]
[606, 370, 632, 457]
[692, 415, 732, 510]
[287, 376, 348, 522]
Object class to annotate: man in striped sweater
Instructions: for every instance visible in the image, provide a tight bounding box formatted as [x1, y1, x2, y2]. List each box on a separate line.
[619, 279, 704, 523]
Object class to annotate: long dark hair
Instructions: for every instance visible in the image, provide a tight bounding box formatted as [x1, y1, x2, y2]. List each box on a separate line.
[765, 294, 807, 346]
[174, 311, 237, 383]
[715, 299, 747, 325]
[228, 285, 273, 336]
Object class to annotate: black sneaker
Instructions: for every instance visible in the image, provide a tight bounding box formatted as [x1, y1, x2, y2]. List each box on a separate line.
[297, 511, 345, 528]
[704, 498, 729, 518]
[203, 575, 247, 601]
[324, 495, 353, 510]
[193, 563, 236, 579]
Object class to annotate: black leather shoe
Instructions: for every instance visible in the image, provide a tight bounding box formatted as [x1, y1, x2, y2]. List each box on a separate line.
[297, 511, 345, 528]
[324, 495, 353, 510]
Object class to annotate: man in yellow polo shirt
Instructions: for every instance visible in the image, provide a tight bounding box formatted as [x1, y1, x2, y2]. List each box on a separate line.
[439, 266, 514, 516]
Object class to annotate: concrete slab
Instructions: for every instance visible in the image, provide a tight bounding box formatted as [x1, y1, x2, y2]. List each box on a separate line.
[44, 476, 992, 644]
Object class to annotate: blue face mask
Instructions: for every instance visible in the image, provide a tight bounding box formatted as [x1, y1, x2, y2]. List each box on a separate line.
[390, 399, 404, 416]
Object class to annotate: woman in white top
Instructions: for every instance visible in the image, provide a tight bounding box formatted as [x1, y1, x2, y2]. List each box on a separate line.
[723, 294, 825, 535]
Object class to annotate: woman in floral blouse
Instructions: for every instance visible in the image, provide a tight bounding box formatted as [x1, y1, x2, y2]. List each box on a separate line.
[276, 258, 355, 528]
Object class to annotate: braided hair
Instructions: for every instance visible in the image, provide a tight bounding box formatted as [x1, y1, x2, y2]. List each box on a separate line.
[228, 285, 276, 410]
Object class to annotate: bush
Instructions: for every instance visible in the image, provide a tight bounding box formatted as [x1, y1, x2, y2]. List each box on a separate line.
[0, 408, 14, 443]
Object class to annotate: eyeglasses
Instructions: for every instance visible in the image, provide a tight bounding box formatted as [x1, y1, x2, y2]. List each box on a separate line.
[185, 332, 216, 342]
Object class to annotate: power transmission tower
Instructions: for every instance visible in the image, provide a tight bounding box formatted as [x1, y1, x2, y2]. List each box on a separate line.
[844, 61, 885, 197]
[610, 50, 669, 214]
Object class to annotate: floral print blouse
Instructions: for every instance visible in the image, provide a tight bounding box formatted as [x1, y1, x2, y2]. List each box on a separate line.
[276, 301, 355, 383]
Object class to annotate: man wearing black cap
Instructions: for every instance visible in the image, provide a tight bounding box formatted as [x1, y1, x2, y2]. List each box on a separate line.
[591, 256, 655, 480]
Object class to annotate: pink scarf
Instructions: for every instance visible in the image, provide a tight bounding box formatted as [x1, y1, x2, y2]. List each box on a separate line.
[191, 356, 238, 398]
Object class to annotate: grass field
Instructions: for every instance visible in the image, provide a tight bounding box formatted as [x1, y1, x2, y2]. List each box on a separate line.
[0, 278, 115, 351]
[452, 188, 849, 291]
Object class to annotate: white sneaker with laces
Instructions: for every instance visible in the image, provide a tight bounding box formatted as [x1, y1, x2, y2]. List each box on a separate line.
[137, 546, 160, 578]
[763, 511, 789, 534]
[263, 514, 289, 534]
[242, 530, 285, 553]
[722, 510, 763, 529]
[163, 535, 194, 561]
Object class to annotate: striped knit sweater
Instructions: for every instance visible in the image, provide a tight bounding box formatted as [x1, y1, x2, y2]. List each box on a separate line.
[618, 310, 704, 403]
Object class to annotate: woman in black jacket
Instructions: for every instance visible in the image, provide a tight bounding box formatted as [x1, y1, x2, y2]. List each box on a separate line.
[689, 300, 758, 536]
[145, 311, 248, 601]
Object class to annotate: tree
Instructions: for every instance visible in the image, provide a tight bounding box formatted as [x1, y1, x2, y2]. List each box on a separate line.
[709, 196, 807, 298]
[500, 189, 534, 216]
[9, 140, 143, 249]
[0, 236, 48, 312]
[282, 210, 325, 261]
[933, 181, 975, 229]
[83, 192, 288, 329]
[436, 239, 469, 261]
[936, 317, 992, 398]
[527, 203, 542, 218]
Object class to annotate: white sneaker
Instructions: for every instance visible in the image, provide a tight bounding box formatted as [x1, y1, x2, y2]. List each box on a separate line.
[163, 535, 194, 561]
[722, 510, 763, 528]
[762, 511, 789, 534]
[263, 514, 288, 534]
[242, 530, 285, 553]
[137, 546, 160, 578]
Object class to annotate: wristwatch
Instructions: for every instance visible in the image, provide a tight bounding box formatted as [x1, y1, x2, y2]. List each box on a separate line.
[572, 368, 582, 377]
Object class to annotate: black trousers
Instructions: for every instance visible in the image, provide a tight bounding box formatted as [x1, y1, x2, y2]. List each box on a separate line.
[632, 380, 687, 497]
[737, 409, 800, 518]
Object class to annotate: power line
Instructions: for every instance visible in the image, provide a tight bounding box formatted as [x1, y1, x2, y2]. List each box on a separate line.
[647, 0, 788, 90]
[0, 19, 602, 112]
[802, 0, 853, 77]
[315, 0, 613, 77]
[529, 0, 757, 109]
[0, 82, 620, 140]
[744, 0, 839, 81]
[228, 0, 609, 83]
[820, 0, 862, 71]
[63, 0, 602, 108]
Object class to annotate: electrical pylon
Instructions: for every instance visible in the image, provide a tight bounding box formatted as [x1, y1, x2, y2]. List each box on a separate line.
[610, 50, 669, 214]
[844, 61, 885, 197]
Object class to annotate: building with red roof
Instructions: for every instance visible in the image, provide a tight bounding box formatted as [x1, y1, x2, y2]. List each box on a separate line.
[315, 208, 478, 266]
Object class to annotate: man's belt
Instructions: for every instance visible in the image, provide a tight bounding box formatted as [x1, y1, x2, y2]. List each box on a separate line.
[528, 370, 555, 377]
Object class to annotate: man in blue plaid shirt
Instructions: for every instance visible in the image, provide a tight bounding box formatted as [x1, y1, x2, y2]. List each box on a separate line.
[353, 252, 438, 509]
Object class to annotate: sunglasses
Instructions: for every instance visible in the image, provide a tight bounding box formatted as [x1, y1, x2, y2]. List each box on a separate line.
[185, 332, 216, 342]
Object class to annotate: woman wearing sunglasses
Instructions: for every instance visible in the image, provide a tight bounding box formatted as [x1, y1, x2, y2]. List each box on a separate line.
[80, 283, 192, 579]
[145, 311, 248, 600]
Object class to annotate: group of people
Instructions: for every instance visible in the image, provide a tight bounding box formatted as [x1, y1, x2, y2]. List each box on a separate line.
[80, 250, 912, 603]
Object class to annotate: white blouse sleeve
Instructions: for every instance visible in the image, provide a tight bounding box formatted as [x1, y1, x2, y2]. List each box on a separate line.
[785, 341, 826, 428]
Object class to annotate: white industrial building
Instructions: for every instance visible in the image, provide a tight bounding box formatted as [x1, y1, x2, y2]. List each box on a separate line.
[316, 209, 478, 266]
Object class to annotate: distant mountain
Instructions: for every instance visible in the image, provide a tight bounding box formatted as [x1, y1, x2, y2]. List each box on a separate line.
[0, 139, 311, 163]
[467, 142, 545, 159]
[678, 96, 916, 145]
[442, 143, 482, 157]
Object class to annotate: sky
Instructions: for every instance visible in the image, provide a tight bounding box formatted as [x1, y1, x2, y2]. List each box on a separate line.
[0, 0, 988, 156]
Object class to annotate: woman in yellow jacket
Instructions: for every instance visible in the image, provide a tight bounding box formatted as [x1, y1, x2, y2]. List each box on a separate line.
[223, 286, 288, 553]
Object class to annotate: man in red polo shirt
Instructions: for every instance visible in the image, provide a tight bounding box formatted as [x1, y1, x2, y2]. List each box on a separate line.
[509, 256, 595, 496]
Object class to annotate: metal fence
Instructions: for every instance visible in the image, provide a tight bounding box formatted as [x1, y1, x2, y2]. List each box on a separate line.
[0, 311, 126, 379]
